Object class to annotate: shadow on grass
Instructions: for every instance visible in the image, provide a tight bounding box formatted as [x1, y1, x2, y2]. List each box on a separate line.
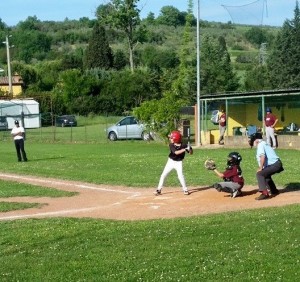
[280, 182, 300, 193]
[32, 156, 66, 162]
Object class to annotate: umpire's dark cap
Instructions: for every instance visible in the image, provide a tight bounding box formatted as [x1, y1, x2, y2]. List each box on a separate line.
[248, 132, 262, 148]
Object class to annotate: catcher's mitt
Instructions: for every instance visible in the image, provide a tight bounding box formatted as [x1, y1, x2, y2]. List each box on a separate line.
[204, 159, 216, 170]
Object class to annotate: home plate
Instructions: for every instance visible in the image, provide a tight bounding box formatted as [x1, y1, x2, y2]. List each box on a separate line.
[150, 206, 160, 209]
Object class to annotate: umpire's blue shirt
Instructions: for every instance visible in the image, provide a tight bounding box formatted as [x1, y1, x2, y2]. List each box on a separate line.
[256, 140, 280, 167]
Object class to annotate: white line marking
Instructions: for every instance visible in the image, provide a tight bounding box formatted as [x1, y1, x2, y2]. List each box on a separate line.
[0, 206, 103, 221]
[0, 173, 137, 194]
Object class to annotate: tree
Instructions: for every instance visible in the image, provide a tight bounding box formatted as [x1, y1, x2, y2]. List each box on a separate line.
[244, 65, 271, 91]
[157, 6, 185, 27]
[0, 18, 7, 30]
[244, 26, 268, 47]
[200, 34, 239, 94]
[172, 0, 197, 104]
[13, 30, 51, 63]
[267, 1, 300, 88]
[96, 0, 143, 72]
[100, 68, 161, 114]
[84, 22, 113, 70]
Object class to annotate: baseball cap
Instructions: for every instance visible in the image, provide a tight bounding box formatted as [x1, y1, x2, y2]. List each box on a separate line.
[14, 120, 19, 124]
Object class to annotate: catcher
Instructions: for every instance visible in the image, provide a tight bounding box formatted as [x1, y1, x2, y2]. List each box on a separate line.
[205, 152, 244, 198]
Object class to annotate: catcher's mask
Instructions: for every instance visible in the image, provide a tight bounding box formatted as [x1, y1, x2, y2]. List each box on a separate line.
[227, 152, 242, 166]
[248, 132, 263, 148]
[169, 131, 182, 143]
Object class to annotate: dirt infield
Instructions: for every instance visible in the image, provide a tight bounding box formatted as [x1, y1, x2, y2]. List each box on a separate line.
[0, 172, 299, 221]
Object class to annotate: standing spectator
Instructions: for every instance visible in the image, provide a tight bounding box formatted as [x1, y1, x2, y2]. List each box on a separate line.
[154, 130, 193, 196]
[218, 109, 226, 145]
[11, 120, 27, 162]
[264, 107, 278, 148]
[248, 132, 284, 200]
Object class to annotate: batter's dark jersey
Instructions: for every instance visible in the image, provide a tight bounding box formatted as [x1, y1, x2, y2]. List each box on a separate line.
[168, 143, 188, 161]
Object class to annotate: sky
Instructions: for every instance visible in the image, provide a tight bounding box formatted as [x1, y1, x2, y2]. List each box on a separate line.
[0, 0, 297, 27]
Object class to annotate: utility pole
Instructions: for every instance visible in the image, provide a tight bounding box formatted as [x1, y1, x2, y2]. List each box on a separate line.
[196, 0, 202, 146]
[3, 35, 13, 96]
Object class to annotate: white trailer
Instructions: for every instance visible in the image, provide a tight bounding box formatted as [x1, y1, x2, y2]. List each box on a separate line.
[0, 99, 40, 129]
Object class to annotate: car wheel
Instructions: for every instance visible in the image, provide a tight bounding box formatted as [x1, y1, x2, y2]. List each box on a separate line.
[108, 132, 117, 141]
[141, 132, 150, 141]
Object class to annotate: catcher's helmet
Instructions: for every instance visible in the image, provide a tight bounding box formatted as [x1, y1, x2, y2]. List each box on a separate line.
[169, 131, 182, 143]
[227, 152, 242, 166]
[248, 132, 263, 148]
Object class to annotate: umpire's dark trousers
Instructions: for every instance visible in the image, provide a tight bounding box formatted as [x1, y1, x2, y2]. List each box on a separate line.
[14, 139, 27, 162]
[256, 160, 283, 193]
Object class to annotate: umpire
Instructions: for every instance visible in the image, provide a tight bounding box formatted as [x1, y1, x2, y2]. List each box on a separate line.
[249, 132, 284, 200]
[11, 120, 28, 162]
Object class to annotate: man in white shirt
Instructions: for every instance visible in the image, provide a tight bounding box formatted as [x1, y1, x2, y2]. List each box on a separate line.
[11, 120, 28, 162]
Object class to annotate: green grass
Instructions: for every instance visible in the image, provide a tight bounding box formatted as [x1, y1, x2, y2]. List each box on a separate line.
[0, 180, 77, 198]
[0, 205, 299, 281]
[0, 141, 299, 281]
[0, 180, 77, 212]
[0, 141, 298, 187]
[0, 202, 44, 212]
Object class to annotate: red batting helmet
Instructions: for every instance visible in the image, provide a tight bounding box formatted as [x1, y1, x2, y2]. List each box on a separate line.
[169, 131, 182, 143]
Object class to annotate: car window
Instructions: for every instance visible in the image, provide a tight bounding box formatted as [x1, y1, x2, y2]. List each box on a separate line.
[119, 117, 129, 126]
[129, 117, 137, 125]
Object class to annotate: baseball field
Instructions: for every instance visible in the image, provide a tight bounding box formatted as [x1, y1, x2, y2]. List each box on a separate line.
[0, 141, 299, 281]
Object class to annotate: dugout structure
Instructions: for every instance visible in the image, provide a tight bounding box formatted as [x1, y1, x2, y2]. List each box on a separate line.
[0, 99, 40, 129]
[195, 89, 300, 149]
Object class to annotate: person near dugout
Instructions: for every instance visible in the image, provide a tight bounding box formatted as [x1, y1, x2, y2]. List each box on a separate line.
[264, 107, 278, 149]
[248, 132, 284, 200]
[212, 152, 244, 198]
[154, 130, 193, 196]
[11, 120, 28, 162]
[218, 109, 226, 145]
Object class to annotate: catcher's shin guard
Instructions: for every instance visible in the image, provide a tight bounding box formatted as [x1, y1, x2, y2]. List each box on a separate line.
[213, 183, 222, 192]
[213, 183, 232, 193]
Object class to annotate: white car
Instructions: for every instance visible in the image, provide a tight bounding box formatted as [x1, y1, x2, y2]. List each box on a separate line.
[106, 116, 150, 141]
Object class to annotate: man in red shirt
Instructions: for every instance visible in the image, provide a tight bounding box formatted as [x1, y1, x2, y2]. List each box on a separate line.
[218, 109, 226, 145]
[264, 107, 278, 149]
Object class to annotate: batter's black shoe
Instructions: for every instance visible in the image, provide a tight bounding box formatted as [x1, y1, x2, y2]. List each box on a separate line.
[255, 194, 270, 200]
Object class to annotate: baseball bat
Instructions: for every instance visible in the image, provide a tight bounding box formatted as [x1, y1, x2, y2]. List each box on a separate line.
[187, 127, 193, 154]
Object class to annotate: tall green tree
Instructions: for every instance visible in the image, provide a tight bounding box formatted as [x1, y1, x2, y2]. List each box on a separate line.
[200, 34, 239, 94]
[172, 0, 196, 104]
[84, 22, 113, 70]
[267, 0, 300, 88]
[244, 65, 271, 91]
[156, 6, 186, 27]
[96, 0, 142, 72]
